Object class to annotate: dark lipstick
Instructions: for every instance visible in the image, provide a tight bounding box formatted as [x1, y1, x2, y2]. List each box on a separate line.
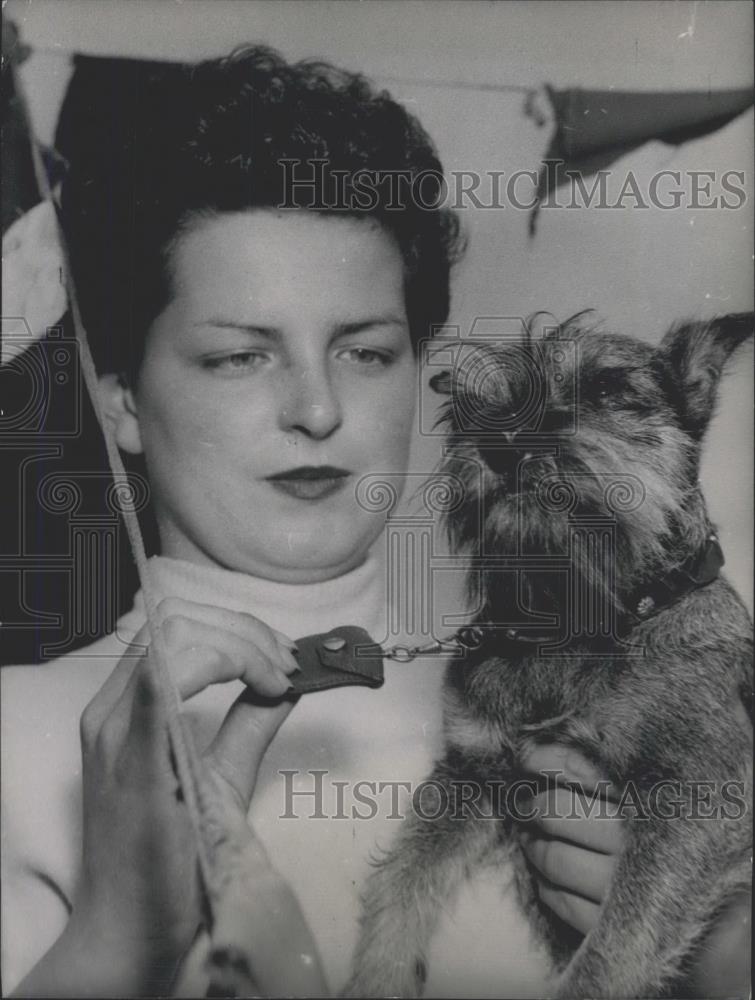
[266, 466, 350, 500]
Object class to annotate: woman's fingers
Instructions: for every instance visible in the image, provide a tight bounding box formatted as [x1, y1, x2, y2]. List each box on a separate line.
[123, 652, 174, 768]
[520, 829, 616, 903]
[84, 652, 174, 784]
[520, 743, 622, 799]
[518, 743, 626, 850]
[155, 598, 298, 667]
[89, 657, 180, 805]
[206, 691, 296, 810]
[79, 637, 151, 746]
[82, 603, 300, 741]
[536, 883, 601, 936]
[527, 788, 626, 853]
[517, 742, 627, 933]
[156, 618, 298, 699]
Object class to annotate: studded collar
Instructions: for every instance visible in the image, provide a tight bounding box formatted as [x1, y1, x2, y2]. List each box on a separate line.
[462, 532, 726, 651]
[623, 531, 725, 629]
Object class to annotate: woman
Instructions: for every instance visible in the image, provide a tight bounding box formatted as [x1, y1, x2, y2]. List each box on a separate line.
[1, 46, 748, 997]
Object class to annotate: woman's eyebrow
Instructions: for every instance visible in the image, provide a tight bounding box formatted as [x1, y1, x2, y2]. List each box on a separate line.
[192, 319, 279, 336]
[333, 316, 408, 336]
[191, 316, 407, 336]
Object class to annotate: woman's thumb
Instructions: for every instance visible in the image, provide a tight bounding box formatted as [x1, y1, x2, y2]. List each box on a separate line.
[206, 690, 297, 810]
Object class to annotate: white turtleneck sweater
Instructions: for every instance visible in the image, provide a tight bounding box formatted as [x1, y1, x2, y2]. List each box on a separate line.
[1, 553, 556, 997]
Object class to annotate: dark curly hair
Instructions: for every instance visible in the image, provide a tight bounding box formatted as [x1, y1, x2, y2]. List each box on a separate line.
[56, 45, 463, 378]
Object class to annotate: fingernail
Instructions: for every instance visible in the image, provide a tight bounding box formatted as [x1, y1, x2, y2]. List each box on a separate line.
[274, 666, 295, 692]
[280, 647, 302, 675]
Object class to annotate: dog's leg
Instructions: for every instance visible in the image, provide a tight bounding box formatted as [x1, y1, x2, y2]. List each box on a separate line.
[555, 810, 751, 999]
[343, 760, 501, 998]
[515, 716, 751, 996]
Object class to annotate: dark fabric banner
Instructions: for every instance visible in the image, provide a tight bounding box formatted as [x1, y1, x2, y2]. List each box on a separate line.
[530, 86, 754, 233]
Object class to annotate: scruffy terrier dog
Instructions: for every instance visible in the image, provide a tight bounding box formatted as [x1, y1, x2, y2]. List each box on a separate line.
[346, 313, 753, 998]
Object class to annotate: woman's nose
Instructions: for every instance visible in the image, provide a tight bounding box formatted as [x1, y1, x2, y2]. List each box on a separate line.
[277, 365, 343, 439]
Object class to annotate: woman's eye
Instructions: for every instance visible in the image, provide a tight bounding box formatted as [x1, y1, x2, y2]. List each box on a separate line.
[202, 352, 267, 373]
[339, 347, 392, 367]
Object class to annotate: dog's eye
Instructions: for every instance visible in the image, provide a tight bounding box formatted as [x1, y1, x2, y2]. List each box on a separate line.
[592, 371, 628, 403]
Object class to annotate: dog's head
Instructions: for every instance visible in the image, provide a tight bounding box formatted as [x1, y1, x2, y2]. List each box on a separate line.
[433, 312, 752, 612]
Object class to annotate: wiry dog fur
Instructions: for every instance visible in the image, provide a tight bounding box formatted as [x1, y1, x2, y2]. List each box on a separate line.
[345, 313, 753, 998]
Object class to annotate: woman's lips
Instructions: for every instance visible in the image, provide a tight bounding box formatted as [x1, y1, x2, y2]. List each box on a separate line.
[266, 466, 350, 501]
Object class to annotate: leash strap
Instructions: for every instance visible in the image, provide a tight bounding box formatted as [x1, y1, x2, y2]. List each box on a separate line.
[8, 54, 323, 996]
[12, 41, 220, 911]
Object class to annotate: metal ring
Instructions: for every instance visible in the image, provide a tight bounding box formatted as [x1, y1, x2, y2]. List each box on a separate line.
[457, 626, 485, 649]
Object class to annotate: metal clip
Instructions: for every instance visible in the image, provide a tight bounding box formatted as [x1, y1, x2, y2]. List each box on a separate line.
[456, 625, 486, 649]
[385, 645, 415, 663]
[381, 626, 488, 662]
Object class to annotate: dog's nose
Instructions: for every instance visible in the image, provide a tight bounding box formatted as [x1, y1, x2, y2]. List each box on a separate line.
[478, 441, 532, 475]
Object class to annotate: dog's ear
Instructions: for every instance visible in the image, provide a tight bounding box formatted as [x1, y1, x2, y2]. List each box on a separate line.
[525, 311, 562, 341]
[429, 370, 453, 395]
[660, 312, 753, 440]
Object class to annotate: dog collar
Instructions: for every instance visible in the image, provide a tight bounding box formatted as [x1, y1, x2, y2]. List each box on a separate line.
[455, 533, 726, 650]
[624, 531, 725, 628]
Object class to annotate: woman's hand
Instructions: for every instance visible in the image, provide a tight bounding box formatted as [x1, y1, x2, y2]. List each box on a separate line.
[518, 743, 624, 935]
[17, 599, 305, 998]
[519, 744, 751, 997]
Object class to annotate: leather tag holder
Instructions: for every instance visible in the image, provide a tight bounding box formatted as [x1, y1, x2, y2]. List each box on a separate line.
[289, 625, 385, 694]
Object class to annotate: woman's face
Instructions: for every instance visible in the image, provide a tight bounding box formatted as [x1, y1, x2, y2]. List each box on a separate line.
[125, 210, 417, 583]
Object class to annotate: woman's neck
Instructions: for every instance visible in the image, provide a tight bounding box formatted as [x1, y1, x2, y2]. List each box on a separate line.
[129, 549, 390, 644]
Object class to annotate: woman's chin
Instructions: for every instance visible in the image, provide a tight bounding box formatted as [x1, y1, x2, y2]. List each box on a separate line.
[156, 498, 386, 583]
[190, 528, 379, 584]
[230, 545, 373, 584]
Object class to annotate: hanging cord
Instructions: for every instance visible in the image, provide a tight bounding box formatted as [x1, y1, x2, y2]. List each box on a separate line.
[9, 53, 327, 998]
[12, 47, 217, 890]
